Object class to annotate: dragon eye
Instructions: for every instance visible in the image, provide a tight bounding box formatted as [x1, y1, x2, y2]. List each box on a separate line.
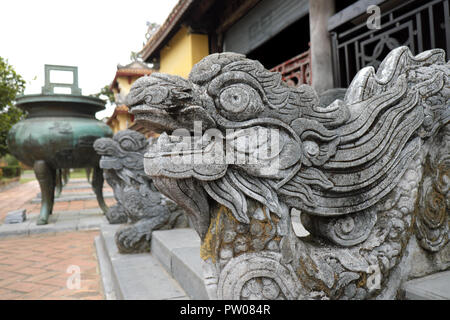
[217, 84, 263, 120]
[220, 85, 250, 112]
[119, 137, 137, 151]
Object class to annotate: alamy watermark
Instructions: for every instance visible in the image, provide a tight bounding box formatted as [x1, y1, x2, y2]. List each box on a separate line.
[367, 5, 381, 30]
[158, 121, 282, 175]
[366, 264, 381, 291]
[66, 264, 81, 290]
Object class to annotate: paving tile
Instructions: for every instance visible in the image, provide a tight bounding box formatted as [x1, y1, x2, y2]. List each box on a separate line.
[24, 271, 60, 283]
[14, 267, 48, 276]
[35, 276, 67, 289]
[4, 281, 43, 293]
[0, 178, 110, 300]
[15, 284, 59, 300]
[0, 291, 25, 300]
[0, 270, 19, 280]
[0, 230, 103, 300]
[0, 181, 40, 223]
[0, 274, 28, 287]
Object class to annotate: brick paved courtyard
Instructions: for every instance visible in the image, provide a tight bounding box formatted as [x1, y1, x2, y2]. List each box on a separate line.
[0, 181, 40, 223]
[0, 230, 102, 300]
[0, 181, 115, 223]
[0, 178, 116, 300]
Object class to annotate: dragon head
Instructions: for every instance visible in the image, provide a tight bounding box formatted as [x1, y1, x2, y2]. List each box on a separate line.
[127, 53, 352, 237]
[94, 129, 148, 171]
[127, 48, 449, 299]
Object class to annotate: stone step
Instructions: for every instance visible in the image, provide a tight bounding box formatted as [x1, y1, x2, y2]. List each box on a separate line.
[0, 210, 106, 238]
[63, 185, 112, 191]
[61, 184, 93, 190]
[151, 228, 209, 300]
[402, 270, 450, 300]
[95, 223, 189, 300]
[94, 235, 117, 300]
[53, 207, 103, 215]
[31, 192, 114, 203]
[66, 179, 90, 184]
[36, 190, 112, 198]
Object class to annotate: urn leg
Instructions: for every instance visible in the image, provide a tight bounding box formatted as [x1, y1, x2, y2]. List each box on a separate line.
[33, 160, 55, 225]
[62, 168, 69, 186]
[86, 167, 92, 184]
[55, 169, 62, 198]
[92, 166, 108, 214]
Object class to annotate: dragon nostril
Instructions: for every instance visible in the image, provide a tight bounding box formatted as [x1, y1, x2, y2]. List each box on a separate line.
[303, 141, 319, 157]
[339, 217, 355, 234]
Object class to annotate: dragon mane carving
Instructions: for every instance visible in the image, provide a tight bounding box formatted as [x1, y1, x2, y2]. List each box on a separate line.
[93, 129, 188, 253]
[127, 47, 449, 299]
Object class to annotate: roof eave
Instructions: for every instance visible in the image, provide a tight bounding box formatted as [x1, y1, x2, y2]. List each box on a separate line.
[141, 0, 196, 62]
[109, 70, 155, 91]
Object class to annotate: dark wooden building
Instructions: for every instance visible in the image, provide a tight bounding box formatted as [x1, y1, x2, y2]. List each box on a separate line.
[141, 0, 449, 92]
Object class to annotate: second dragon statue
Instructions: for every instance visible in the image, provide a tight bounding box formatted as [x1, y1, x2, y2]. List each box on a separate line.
[94, 129, 188, 253]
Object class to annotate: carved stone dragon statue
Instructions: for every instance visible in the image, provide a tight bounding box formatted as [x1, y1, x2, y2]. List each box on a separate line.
[127, 47, 449, 299]
[93, 129, 188, 253]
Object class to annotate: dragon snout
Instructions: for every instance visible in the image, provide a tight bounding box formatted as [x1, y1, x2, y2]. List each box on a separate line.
[93, 138, 118, 156]
[127, 73, 196, 110]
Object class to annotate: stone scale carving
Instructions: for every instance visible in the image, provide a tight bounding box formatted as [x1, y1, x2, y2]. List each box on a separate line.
[127, 47, 449, 299]
[93, 130, 188, 253]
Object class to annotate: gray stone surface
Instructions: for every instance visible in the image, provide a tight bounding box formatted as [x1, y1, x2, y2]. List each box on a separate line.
[53, 219, 82, 232]
[172, 246, 209, 300]
[128, 47, 450, 300]
[403, 271, 450, 300]
[67, 178, 90, 184]
[151, 228, 201, 271]
[0, 211, 106, 238]
[4, 209, 26, 224]
[96, 224, 189, 300]
[28, 222, 58, 235]
[63, 184, 93, 190]
[58, 208, 103, 216]
[31, 192, 113, 203]
[78, 216, 107, 230]
[38, 191, 105, 198]
[406, 237, 450, 279]
[94, 235, 117, 300]
[0, 220, 32, 237]
[151, 228, 207, 299]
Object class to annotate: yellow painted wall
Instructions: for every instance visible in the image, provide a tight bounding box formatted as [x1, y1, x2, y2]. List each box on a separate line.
[112, 75, 141, 97]
[190, 33, 209, 67]
[117, 113, 130, 131]
[109, 118, 119, 133]
[109, 112, 132, 134]
[159, 26, 209, 78]
[109, 75, 141, 133]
